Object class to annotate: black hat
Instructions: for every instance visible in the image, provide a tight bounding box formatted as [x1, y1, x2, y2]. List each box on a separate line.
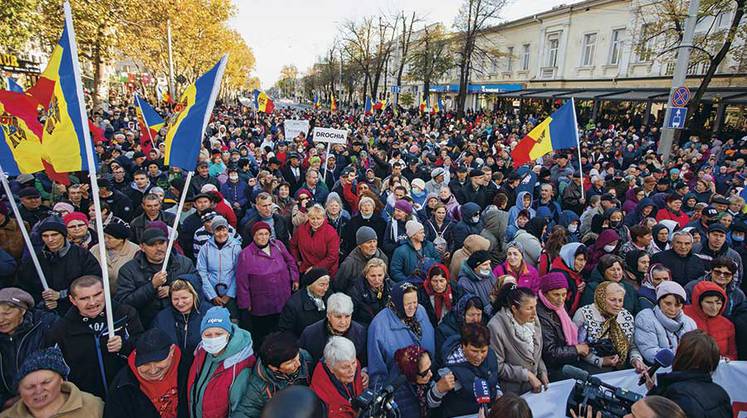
[141, 228, 168, 245]
[38, 219, 66, 236]
[135, 328, 173, 367]
[601, 193, 615, 202]
[712, 196, 730, 205]
[708, 223, 728, 234]
[18, 187, 40, 198]
[288, 152, 300, 160]
[467, 250, 491, 270]
[300, 267, 329, 288]
[133, 151, 146, 159]
[200, 211, 218, 223]
[469, 169, 484, 178]
[97, 177, 113, 189]
[703, 206, 719, 218]
[269, 157, 281, 165]
[104, 222, 130, 240]
[733, 221, 747, 233]
[193, 193, 213, 202]
[197, 161, 209, 168]
[170, 177, 186, 192]
[146, 160, 160, 168]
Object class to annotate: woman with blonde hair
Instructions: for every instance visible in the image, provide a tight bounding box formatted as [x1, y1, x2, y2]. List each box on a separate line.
[152, 277, 206, 372]
[290, 204, 340, 277]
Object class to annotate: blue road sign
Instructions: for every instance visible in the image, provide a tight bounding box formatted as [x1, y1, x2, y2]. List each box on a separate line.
[390, 86, 401, 93]
[666, 107, 688, 129]
[671, 86, 691, 107]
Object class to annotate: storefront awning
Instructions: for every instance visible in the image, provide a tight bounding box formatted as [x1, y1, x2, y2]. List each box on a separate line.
[519, 90, 573, 99]
[725, 93, 747, 105]
[555, 90, 621, 100]
[600, 90, 669, 102]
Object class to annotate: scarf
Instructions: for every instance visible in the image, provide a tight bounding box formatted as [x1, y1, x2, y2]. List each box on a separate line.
[388, 300, 422, 339]
[414, 384, 428, 417]
[642, 263, 664, 290]
[423, 278, 453, 321]
[653, 306, 685, 348]
[594, 282, 630, 364]
[538, 290, 578, 346]
[508, 309, 535, 354]
[129, 347, 181, 418]
[326, 319, 345, 337]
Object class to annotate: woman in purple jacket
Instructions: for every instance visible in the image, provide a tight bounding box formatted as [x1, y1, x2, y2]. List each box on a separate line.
[236, 221, 300, 350]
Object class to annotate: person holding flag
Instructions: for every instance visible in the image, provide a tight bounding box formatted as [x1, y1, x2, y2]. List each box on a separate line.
[253, 89, 275, 113]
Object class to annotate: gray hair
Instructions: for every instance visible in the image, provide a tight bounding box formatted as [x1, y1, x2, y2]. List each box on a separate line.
[327, 293, 354, 315]
[672, 229, 694, 243]
[323, 336, 356, 367]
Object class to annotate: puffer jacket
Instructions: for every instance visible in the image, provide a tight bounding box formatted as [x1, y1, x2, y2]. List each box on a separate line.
[290, 219, 340, 278]
[633, 307, 697, 364]
[457, 262, 497, 317]
[536, 302, 579, 378]
[390, 239, 441, 283]
[449, 234, 490, 281]
[683, 281, 737, 359]
[235, 239, 299, 316]
[648, 370, 732, 418]
[480, 208, 509, 264]
[196, 235, 242, 301]
[493, 260, 541, 294]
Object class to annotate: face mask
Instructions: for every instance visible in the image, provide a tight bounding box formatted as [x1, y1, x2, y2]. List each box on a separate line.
[412, 188, 425, 197]
[202, 334, 229, 354]
[229, 175, 239, 181]
[603, 244, 617, 253]
[609, 220, 621, 228]
[471, 215, 480, 224]
[479, 268, 492, 277]
[568, 224, 578, 233]
[734, 234, 745, 242]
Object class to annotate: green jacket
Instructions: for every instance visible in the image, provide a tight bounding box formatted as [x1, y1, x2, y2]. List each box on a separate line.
[581, 269, 641, 315]
[235, 349, 313, 418]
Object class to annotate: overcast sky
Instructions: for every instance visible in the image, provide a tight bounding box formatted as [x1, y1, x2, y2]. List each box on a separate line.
[231, 0, 574, 88]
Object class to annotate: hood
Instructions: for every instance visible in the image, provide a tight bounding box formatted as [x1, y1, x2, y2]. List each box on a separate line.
[536, 206, 554, 220]
[559, 210, 579, 227]
[525, 216, 547, 240]
[454, 294, 484, 325]
[659, 220, 679, 238]
[462, 234, 490, 253]
[461, 202, 481, 220]
[591, 229, 620, 252]
[482, 209, 502, 234]
[689, 281, 728, 316]
[602, 207, 622, 222]
[427, 263, 450, 281]
[201, 323, 254, 362]
[559, 242, 585, 268]
[635, 197, 656, 217]
[624, 188, 639, 203]
[513, 191, 533, 211]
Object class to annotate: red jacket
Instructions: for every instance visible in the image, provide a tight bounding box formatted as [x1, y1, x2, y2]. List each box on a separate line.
[290, 220, 340, 277]
[655, 208, 690, 229]
[310, 361, 363, 418]
[550, 255, 585, 315]
[683, 281, 737, 360]
[209, 190, 238, 227]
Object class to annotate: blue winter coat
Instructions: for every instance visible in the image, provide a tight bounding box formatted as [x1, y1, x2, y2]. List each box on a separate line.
[390, 239, 441, 283]
[507, 191, 536, 229]
[196, 235, 242, 300]
[457, 263, 497, 317]
[450, 203, 483, 253]
[367, 306, 435, 389]
[634, 307, 697, 364]
[220, 180, 249, 208]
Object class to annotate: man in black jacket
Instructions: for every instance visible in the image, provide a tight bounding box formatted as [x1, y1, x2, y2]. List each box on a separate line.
[98, 177, 134, 222]
[129, 193, 176, 244]
[46, 275, 144, 399]
[17, 187, 52, 228]
[239, 192, 291, 248]
[651, 230, 707, 287]
[281, 152, 306, 195]
[179, 192, 214, 261]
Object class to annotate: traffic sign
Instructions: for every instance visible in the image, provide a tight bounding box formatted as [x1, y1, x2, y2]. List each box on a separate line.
[390, 86, 401, 93]
[666, 107, 688, 129]
[671, 86, 691, 107]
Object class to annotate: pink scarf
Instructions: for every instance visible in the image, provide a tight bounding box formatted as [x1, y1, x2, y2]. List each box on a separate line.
[538, 290, 578, 346]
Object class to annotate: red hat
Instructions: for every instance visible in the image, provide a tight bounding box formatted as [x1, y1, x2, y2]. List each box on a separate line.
[63, 212, 89, 226]
[251, 221, 271, 237]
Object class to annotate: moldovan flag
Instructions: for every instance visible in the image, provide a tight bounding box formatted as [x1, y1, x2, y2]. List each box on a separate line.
[0, 91, 45, 174]
[39, 6, 94, 173]
[253, 89, 274, 113]
[313, 93, 320, 109]
[163, 55, 227, 171]
[134, 94, 164, 153]
[510, 98, 579, 168]
[374, 98, 386, 111]
[419, 100, 427, 113]
[330, 95, 337, 112]
[364, 96, 372, 114]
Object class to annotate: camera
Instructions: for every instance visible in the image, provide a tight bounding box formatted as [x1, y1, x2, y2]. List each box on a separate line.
[352, 376, 404, 418]
[563, 365, 642, 418]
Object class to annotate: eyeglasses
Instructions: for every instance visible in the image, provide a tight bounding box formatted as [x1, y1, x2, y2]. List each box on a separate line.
[712, 269, 733, 277]
[416, 368, 431, 378]
[67, 223, 87, 229]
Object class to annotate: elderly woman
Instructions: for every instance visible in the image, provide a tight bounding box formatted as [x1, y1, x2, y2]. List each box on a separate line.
[325, 192, 350, 238]
[458, 250, 497, 317]
[685, 256, 746, 318]
[488, 284, 548, 394]
[299, 293, 368, 366]
[310, 337, 366, 418]
[436, 295, 485, 361]
[550, 242, 589, 314]
[197, 216, 242, 317]
[573, 282, 646, 373]
[392, 344, 455, 418]
[493, 242, 541, 294]
[236, 221, 299, 348]
[1, 347, 103, 418]
[152, 278, 206, 372]
[582, 254, 640, 314]
[634, 281, 697, 364]
[639, 264, 672, 310]
[624, 249, 650, 289]
[536, 273, 590, 381]
[367, 282, 435, 389]
[683, 281, 737, 360]
[291, 188, 313, 227]
[187, 307, 255, 418]
[90, 222, 139, 293]
[290, 204, 340, 278]
[349, 258, 391, 326]
[64, 211, 97, 249]
[278, 267, 331, 337]
[417, 263, 454, 326]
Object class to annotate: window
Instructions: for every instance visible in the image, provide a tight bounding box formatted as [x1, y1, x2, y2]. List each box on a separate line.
[491, 58, 498, 74]
[521, 44, 530, 70]
[545, 33, 560, 67]
[506, 47, 514, 72]
[638, 23, 655, 62]
[716, 12, 730, 28]
[609, 29, 624, 65]
[581, 33, 597, 66]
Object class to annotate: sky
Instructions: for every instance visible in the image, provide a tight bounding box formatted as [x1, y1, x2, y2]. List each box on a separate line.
[231, 0, 574, 89]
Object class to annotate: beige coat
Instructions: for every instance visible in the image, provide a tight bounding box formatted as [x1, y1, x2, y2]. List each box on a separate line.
[449, 234, 490, 279]
[488, 307, 548, 394]
[90, 240, 140, 293]
[0, 381, 104, 418]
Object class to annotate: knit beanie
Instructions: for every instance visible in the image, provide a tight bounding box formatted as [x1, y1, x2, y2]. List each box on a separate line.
[301, 267, 330, 288]
[63, 211, 89, 226]
[16, 347, 70, 386]
[52, 202, 75, 214]
[467, 250, 491, 270]
[394, 199, 413, 215]
[540, 272, 569, 294]
[405, 220, 424, 237]
[104, 222, 130, 240]
[200, 306, 233, 335]
[356, 226, 378, 245]
[38, 219, 66, 236]
[251, 221, 271, 237]
[656, 280, 687, 302]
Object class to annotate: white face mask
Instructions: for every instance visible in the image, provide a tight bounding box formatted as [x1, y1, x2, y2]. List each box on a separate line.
[479, 268, 492, 277]
[229, 175, 239, 181]
[202, 334, 229, 354]
[472, 215, 480, 224]
[568, 224, 578, 233]
[603, 244, 617, 253]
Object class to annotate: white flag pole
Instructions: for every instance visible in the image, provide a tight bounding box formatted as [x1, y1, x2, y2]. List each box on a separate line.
[571, 97, 585, 202]
[160, 171, 192, 272]
[0, 170, 48, 290]
[64, 1, 114, 335]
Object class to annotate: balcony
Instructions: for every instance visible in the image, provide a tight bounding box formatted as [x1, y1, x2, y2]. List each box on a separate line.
[540, 67, 557, 79]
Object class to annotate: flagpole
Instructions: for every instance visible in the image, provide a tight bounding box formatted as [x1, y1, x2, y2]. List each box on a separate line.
[0, 170, 48, 290]
[160, 171, 192, 272]
[322, 142, 332, 183]
[167, 18, 176, 101]
[64, 1, 114, 335]
[571, 97, 585, 201]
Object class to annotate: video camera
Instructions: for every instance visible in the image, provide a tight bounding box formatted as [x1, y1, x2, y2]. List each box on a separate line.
[352, 375, 404, 418]
[563, 365, 642, 418]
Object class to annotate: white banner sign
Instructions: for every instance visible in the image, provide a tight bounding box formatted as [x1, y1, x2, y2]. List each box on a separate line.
[312, 127, 348, 144]
[284, 119, 309, 139]
[522, 361, 747, 418]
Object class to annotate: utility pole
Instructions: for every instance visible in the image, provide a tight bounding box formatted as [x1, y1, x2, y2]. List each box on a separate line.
[657, 0, 700, 162]
[167, 18, 176, 100]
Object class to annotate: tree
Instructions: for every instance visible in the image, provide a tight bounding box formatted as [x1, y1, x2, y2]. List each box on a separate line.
[407, 24, 454, 107]
[276, 64, 299, 98]
[399, 91, 415, 107]
[633, 0, 746, 132]
[341, 18, 375, 101]
[0, 0, 40, 54]
[452, 0, 508, 116]
[393, 11, 420, 105]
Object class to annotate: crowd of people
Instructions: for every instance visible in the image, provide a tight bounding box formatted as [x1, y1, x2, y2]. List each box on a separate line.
[0, 97, 745, 418]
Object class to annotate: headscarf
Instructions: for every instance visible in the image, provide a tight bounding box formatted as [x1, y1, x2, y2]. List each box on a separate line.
[641, 263, 667, 290]
[624, 249, 647, 284]
[559, 243, 586, 270]
[586, 229, 620, 272]
[390, 282, 422, 338]
[525, 216, 548, 240]
[537, 273, 578, 346]
[651, 223, 669, 251]
[593, 281, 630, 363]
[422, 264, 453, 320]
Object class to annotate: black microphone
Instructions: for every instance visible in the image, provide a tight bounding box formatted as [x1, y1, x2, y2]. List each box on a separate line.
[562, 364, 591, 382]
[638, 348, 675, 385]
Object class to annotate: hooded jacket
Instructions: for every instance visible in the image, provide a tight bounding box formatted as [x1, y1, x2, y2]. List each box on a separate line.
[584, 229, 621, 274]
[507, 191, 536, 228]
[550, 243, 587, 314]
[197, 235, 242, 301]
[512, 217, 547, 268]
[624, 198, 656, 227]
[450, 203, 483, 253]
[457, 261, 497, 317]
[449, 235, 490, 280]
[683, 281, 737, 360]
[480, 207, 509, 263]
[390, 239, 440, 283]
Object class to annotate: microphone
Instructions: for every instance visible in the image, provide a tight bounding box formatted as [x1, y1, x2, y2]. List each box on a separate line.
[562, 364, 591, 382]
[473, 378, 491, 414]
[638, 349, 675, 385]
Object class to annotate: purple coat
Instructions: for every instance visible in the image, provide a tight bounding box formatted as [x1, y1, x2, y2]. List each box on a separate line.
[236, 239, 300, 316]
[493, 261, 541, 294]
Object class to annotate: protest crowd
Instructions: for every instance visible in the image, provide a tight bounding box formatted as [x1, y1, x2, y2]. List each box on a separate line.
[1, 83, 747, 418]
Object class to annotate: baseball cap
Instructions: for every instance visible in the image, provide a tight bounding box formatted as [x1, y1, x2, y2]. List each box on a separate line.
[135, 328, 173, 366]
[141, 228, 168, 245]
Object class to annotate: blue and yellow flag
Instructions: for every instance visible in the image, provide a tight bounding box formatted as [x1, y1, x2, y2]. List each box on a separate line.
[330, 95, 337, 112]
[163, 55, 227, 171]
[252, 89, 274, 113]
[364, 96, 372, 114]
[313, 93, 320, 109]
[134, 94, 164, 136]
[40, 5, 92, 173]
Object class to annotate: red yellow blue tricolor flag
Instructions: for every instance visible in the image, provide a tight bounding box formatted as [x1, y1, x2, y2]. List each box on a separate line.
[511, 98, 579, 169]
[0, 91, 45, 174]
[364, 96, 372, 114]
[163, 55, 227, 171]
[252, 89, 274, 113]
[373, 98, 386, 111]
[313, 93, 320, 109]
[419, 100, 427, 113]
